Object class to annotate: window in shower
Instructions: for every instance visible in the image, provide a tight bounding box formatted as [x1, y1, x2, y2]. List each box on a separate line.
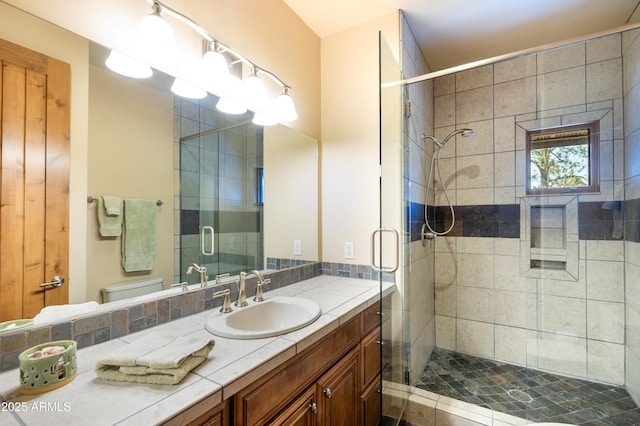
[526, 121, 599, 195]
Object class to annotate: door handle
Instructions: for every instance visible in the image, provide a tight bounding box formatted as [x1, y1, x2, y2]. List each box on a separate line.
[324, 388, 332, 398]
[371, 227, 399, 273]
[39, 276, 65, 288]
[309, 402, 317, 414]
[200, 226, 215, 256]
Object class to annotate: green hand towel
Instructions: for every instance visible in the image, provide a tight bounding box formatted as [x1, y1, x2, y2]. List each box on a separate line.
[122, 198, 157, 272]
[95, 333, 215, 385]
[97, 196, 122, 237]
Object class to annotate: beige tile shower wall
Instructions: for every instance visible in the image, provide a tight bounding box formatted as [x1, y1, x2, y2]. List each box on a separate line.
[401, 13, 436, 384]
[433, 34, 624, 206]
[432, 33, 627, 385]
[624, 28, 640, 403]
[435, 237, 625, 385]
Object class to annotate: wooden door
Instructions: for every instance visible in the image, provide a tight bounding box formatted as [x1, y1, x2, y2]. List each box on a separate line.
[0, 38, 70, 321]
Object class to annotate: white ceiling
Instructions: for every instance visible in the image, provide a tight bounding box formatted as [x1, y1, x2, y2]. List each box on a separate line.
[283, 0, 640, 71]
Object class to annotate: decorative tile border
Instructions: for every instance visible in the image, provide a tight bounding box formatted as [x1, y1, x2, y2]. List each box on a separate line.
[408, 200, 629, 242]
[320, 262, 394, 282]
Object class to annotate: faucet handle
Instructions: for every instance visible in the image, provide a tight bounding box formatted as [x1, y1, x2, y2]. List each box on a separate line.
[215, 273, 230, 285]
[170, 282, 189, 292]
[213, 289, 233, 313]
[253, 281, 265, 302]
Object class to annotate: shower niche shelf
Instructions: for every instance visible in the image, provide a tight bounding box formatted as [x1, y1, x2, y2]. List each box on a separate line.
[520, 196, 579, 281]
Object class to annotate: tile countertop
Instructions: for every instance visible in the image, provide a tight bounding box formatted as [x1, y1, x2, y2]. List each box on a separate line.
[0, 275, 394, 426]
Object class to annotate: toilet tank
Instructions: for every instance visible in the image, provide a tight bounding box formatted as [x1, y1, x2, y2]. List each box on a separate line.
[100, 278, 164, 303]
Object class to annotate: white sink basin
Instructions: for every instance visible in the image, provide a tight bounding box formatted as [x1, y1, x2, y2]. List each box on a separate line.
[205, 296, 321, 339]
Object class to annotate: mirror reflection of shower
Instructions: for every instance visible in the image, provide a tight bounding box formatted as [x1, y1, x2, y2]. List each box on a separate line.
[421, 128, 474, 239]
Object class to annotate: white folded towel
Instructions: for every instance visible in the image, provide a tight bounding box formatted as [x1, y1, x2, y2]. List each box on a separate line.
[33, 301, 100, 324]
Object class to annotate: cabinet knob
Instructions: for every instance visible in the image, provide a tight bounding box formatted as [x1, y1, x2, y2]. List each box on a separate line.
[324, 388, 332, 398]
[309, 402, 317, 414]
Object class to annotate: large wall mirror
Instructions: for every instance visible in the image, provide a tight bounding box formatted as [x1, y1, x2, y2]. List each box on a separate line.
[0, 1, 319, 325]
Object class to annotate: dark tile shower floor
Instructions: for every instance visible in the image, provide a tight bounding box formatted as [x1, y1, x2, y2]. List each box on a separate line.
[415, 348, 640, 425]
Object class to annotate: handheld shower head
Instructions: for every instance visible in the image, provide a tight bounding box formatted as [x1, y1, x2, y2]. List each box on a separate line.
[441, 128, 474, 146]
[422, 128, 474, 149]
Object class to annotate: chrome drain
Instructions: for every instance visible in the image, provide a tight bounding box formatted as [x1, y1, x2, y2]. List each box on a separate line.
[507, 389, 533, 403]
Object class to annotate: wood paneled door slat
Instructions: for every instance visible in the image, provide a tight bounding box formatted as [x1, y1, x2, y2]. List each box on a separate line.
[23, 70, 47, 318]
[0, 37, 70, 321]
[0, 63, 27, 321]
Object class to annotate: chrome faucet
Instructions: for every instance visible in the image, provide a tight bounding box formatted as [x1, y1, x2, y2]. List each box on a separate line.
[236, 270, 266, 307]
[186, 263, 208, 287]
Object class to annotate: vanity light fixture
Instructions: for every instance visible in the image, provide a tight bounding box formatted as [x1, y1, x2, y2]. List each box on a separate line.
[202, 41, 230, 83]
[217, 97, 248, 115]
[105, 0, 297, 124]
[274, 86, 298, 122]
[135, 2, 180, 68]
[171, 78, 207, 99]
[104, 51, 153, 79]
[243, 66, 268, 110]
[252, 112, 278, 127]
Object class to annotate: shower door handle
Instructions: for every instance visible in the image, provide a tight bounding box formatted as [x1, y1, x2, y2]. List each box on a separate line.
[371, 227, 399, 273]
[201, 226, 215, 256]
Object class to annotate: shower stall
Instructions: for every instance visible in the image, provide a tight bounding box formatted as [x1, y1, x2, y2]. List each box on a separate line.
[175, 96, 264, 285]
[380, 17, 640, 425]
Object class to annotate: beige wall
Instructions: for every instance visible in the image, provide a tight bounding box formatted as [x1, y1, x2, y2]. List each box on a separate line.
[0, 1, 89, 303]
[264, 125, 319, 261]
[87, 65, 175, 301]
[321, 12, 400, 265]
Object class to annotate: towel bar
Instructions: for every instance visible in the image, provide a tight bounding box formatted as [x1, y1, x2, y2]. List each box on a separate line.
[87, 196, 163, 206]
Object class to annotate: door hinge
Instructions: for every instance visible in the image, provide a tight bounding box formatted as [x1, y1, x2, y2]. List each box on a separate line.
[404, 101, 411, 118]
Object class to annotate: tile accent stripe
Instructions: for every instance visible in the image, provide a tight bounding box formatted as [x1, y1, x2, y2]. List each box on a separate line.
[408, 200, 629, 242]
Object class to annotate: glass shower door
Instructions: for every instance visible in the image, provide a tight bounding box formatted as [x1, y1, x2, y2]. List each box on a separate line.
[179, 109, 264, 285]
[378, 31, 407, 424]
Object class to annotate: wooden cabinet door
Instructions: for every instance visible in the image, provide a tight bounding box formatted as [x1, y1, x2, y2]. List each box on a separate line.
[317, 347, 359, 425]
[0, 37, 70, 321]
[266, 387, 317, 426]
[361, 375, 381, 426]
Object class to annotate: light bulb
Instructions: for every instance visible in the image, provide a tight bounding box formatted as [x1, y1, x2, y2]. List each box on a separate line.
[217, 97, 247, 115]
[252, 112, 277, 126]
[242, 71, 267, 111]
[135, 7, 179, 67]
[171, 78, 207, 99]
[202, 49, 229, 81]
[274, 89, 298, 122]
[105, 50, 153, 79]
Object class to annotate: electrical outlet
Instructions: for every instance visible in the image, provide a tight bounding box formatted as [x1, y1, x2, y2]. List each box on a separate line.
[344, 241, 355, 259]
[293, 240, 302, 256]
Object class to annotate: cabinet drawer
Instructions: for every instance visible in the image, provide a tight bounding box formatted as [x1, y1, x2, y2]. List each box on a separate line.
[236, 316, 360, 425]
[361, 303, 381, 336]
[360, 328, 381, 389]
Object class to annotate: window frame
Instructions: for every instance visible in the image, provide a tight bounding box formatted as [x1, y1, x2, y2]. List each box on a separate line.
[525, 121, 600, 195]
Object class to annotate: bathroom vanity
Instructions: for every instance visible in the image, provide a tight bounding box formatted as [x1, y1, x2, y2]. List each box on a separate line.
[166, 301, 381, 425]
[0, 276, 393, 426]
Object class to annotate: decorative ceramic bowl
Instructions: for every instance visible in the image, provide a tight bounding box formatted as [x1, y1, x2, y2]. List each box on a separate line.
[18, 340, 77, 394]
